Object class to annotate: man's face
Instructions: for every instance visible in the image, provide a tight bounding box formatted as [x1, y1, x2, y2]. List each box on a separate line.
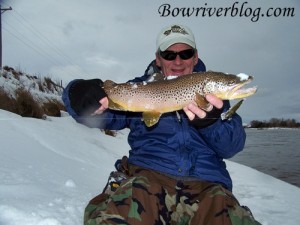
[156, 43, 198, 76]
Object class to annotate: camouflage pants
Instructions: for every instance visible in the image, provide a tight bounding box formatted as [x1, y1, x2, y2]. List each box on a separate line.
[84, 164, 261, 225]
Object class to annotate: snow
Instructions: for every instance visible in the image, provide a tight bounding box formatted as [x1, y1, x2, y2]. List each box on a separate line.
[165, 75, 179, 80]
[131, 83, 138, 89]
[237, 73, 250, 81]
[0, 110, 128, 225]
[1, 110, 300, 225]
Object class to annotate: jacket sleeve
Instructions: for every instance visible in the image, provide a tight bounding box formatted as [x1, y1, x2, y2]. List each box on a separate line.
[197, 103, 246, 159]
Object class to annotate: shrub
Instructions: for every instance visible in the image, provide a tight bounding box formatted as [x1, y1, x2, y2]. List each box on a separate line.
[44, 77, 54, 91]
[43, 99, 65, 117]
[0, 87, 18, 113]
[37, 78, 45, 92]
[15, 88, 44, 118]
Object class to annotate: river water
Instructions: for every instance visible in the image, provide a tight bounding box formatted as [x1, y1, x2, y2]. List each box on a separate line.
[230, 128, 300, 188]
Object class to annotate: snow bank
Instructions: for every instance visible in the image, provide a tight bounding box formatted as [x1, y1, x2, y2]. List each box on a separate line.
[0, 110, 299, 225]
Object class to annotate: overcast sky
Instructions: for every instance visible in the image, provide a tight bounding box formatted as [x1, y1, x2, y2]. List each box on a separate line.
[1, 0, 299, 123]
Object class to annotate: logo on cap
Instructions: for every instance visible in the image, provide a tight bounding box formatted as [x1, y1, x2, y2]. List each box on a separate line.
[163, 25, 189, 36]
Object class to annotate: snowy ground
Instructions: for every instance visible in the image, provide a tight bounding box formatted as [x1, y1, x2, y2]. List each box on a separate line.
[1, 109, 300, 225]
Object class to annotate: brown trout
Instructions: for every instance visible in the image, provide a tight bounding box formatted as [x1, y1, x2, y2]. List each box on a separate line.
[103, 71, 257, 127]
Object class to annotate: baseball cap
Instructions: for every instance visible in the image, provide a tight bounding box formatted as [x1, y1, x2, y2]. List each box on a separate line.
[156, 24, 196, 51]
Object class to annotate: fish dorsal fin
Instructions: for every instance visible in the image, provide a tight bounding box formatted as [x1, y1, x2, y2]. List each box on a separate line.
[194, 93, 211, 110]
[142, 111, 162, 127]
[146, 73, 165, 83]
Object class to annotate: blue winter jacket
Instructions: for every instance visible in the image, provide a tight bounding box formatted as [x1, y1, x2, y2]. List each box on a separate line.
[62, 59, 246, 191]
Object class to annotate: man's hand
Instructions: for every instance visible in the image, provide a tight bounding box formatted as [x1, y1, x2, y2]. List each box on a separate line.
[93, 97, 109, 115]
[183, 94, 223, 120]
[68, 79, 107, 117]
[183, 94, 224, 128]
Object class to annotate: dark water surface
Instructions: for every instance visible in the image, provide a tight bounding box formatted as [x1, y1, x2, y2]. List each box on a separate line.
[230, 128, 300, 188]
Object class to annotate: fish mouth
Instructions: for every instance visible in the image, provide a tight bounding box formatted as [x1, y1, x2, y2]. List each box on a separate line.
[227, 76, 257, 99]
[229, 85, 258, 99]
[214, 75, 257, 99]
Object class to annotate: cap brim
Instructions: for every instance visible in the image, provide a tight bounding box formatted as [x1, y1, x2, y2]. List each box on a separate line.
[159, 37, 196, 51]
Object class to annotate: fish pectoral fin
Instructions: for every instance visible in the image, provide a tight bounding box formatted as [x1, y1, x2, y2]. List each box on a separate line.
[108, 98, 127, 111]
[142, 111, 162, 127]
[221, 99, 244, 120]
[194, 93, 211, 110]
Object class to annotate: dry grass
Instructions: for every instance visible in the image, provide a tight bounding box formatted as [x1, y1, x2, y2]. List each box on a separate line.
[0, 66, 66, 119]
[15, 88, 45, 118]
[0, 87, 18, 114]
[0, 87, 66, 118]
[0, 83, 65, 119]
[43, 100, 65, 117]
[3, 65, 23, 80]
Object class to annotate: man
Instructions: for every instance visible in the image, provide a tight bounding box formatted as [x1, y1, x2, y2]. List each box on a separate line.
[63, 24, 261, 225]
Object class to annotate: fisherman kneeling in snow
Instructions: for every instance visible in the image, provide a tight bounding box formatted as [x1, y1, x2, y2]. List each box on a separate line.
[63, 24, 261, 225]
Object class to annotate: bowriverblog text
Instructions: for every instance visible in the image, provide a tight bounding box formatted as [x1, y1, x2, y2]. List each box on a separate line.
[158, 2, 295, 22]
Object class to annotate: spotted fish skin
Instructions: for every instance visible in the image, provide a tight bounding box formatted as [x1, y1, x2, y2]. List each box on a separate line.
[103, 71, 257, 127]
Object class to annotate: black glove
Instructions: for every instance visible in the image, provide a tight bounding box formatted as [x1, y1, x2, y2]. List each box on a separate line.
[68, 79, 107, 116]
[189, 106, 223, 128]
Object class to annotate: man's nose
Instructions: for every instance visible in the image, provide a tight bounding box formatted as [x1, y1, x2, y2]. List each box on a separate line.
[173, 55, 183, 64]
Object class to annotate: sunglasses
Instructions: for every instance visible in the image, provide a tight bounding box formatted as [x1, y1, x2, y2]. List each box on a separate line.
[159, 49, 195, 61]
